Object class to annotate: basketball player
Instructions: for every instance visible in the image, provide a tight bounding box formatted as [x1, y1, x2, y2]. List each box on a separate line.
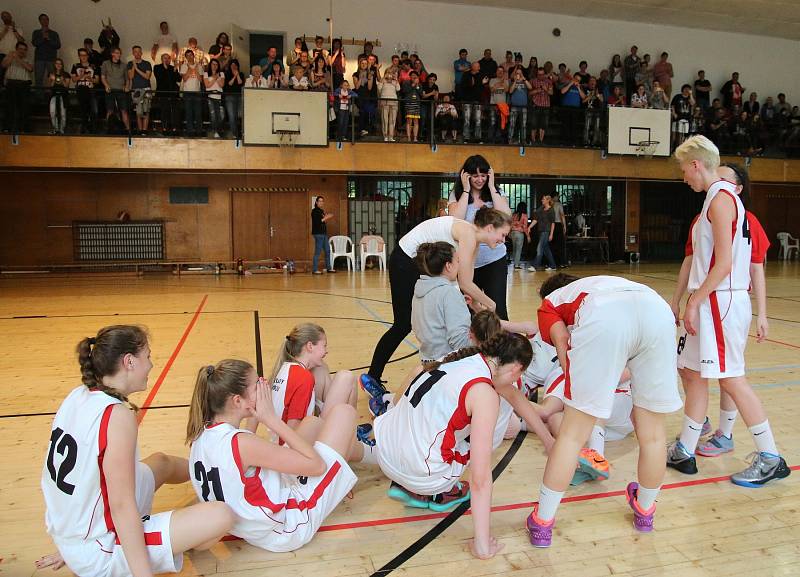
[187, 359, 361, 552]
[38, 326, 233, 576]
[668, 138, 789, 487]
[362, 332, 533, 560]
[526, 274, 682, 547]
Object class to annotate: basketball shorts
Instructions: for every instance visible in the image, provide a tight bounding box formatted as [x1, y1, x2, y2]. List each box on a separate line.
[677, 290, 750, 379]
[247, 441, 356, 553]
[562, 290, 683, 419]
[58, 461, 183, 577]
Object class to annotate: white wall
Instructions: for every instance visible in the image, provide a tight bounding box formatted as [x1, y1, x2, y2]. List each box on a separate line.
[6, 0, 798, 102]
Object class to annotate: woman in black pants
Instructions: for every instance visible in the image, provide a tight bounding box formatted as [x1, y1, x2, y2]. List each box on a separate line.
[448, 155, 512, 319]
[360, 209, 511, 409]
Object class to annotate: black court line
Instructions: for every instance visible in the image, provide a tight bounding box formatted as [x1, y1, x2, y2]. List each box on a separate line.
[254, 310, 264, 377]
[1, 309, 255, 320]
[260, 315, 392, 325]
[370, 430, 528, 577]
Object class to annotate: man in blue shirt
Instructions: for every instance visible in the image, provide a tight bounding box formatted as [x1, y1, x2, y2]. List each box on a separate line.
[31, 13, 60, 85]
[453, 48, 469, 100]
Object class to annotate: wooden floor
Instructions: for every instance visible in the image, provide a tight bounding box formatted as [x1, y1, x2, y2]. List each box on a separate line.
[3, 262, 800, 577]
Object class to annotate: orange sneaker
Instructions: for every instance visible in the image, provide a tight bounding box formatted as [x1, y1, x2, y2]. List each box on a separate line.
[576, 448, 610, 481]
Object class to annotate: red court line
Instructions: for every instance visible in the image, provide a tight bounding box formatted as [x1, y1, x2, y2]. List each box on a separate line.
[137, 294, 208, 424]
[312, 463, 800, 532]
[753, 335, 800, 350]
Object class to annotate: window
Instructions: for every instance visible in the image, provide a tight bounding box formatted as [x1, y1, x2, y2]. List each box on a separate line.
[498, 182, 532, 212]
[376, 180, 414, 209]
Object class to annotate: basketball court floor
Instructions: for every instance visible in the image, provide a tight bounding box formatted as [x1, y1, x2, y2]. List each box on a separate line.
[2, 262, 799, 577]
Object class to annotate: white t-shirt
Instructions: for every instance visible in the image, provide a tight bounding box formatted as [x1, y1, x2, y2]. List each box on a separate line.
[0, 24, 23, 55]
[179, 62, 202, 92]
[152, 33, 177, 62]
[203, 72, 224, 99]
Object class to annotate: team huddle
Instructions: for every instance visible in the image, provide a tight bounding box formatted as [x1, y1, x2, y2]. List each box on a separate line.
[39, 136, 790, 575]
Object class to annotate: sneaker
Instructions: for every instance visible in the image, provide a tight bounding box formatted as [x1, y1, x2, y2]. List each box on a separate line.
[359, 373, 389, 400]
[570, 470, 594, 486]
[429, 481, 470, 512]
[545, 267, 556, 271]
[526, 505, 555, 548]
[673, 416, 712, 441]
[626, 482, 655, 532]
[356, 423, 375, 446]
[327, 269, 337, 273]
[389, 137, 396, 142]
[576, 448, 610, 481]
[312, 270, 323, 275]
[666, 440, 698, 474]
[368, 395, 390, 418]
[696, 430, 734, 457]
[527, 266, 538, 272]
[384, 136, 389, 142]
[387, 481, 430, 509]
[360, 129, 369, 136]
[730, 452, 790, 488]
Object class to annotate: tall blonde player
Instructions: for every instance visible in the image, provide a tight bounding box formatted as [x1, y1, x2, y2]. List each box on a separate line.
[668, 135, 790, 487]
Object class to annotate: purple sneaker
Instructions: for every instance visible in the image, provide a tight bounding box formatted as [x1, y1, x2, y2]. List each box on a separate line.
[526, 505, 555, 548]
[626, 482, 655, 532]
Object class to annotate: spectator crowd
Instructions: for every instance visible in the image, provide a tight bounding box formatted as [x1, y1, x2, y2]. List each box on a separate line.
[1, 10, 799, 155]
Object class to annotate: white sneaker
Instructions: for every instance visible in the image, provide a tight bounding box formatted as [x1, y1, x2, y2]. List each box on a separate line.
[384, 136, 389, 142]
[360, 130, 369, 136]
[390, 137, 396, 142]
[527, 266, 537, 272]
[545, 267, 556, 271]
[214, 132, 221, 138]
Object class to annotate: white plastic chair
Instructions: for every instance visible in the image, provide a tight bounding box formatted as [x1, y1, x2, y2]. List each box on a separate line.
[329, 235, 355, 271]
[776, 232, 799, 260]
[360, 235, 387, 271]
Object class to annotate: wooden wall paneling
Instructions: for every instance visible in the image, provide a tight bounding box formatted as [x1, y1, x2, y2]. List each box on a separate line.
[0, 174, 48, 266]
[188, 139, 246, 170]
[66, 137, 130, 169]
[625, 180, 641, 254]
[129, 138, 189, 169]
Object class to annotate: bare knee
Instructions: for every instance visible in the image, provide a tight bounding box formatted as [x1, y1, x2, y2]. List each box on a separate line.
[327, 403, 357, 422]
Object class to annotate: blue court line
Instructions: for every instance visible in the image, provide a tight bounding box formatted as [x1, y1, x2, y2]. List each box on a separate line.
[747, 364, 800, 373]
[356, 299, 419, 352]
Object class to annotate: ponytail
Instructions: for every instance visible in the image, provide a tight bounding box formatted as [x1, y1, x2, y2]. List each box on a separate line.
[424, 331, 532, 373]
[266, 323, 326, 385]
[76, 325, 149, 410]
[470, 310, 502, 343]
[414, 241, 455, 277]
[186, 360, 252, 444]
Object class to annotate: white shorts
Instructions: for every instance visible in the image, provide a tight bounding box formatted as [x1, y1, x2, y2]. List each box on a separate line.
[373, 436, 463, 496]
[562, 290, 683, 419]
[59, 462, 182, 577]
[677, 290, 750, 379]
[248, 441, 357, 553]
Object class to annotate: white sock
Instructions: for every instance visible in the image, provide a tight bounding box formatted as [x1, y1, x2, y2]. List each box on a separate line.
[678, 415, 704, 454]
[636, 484, 661, 511]
[587, 425, 606, 454]
[718, 409, 738, 438]
[382, 393, 395, 411]
[520, 417, 527, 432]
[359, 442, 379, 465]
[749, 420, 779, 456]
[536, 484, 564, 521]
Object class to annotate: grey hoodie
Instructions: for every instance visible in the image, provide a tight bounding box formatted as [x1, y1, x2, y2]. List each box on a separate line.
[411, 274, 472, 361]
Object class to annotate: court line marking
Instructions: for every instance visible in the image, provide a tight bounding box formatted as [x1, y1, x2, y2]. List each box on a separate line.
[356, 299, 419, 352]
[137, 294, 208, 424]
[315, 462, 800, 534]
[254, 310, 264, 377]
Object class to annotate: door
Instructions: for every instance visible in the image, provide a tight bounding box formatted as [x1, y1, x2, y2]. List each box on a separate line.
[268, 192, 311, 259]
[230, 23, 250, 73]
[248, 32, 285, 73]
[231, 192, 269, 260]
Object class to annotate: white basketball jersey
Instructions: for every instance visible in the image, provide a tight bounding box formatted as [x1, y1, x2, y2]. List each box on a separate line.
[189, 423, 294, 542]
[42, 386, 122, 550]
[271, 362, 315, 430]
[523, 333, 559, 391]
[373, 354, 493, 493]
[492, 378, 522, 450]
[688, 180, 750, 292]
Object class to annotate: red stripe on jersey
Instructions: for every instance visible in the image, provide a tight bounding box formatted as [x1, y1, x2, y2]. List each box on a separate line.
[97, 404, 116, 535]
[440, 377, 492, 465]
[747, 212, 770, 264]
[231, 433, 285, 514]
[546, 374, 564, 395]
[685, 214, 701, 257]
[709, 292, 726, 373]
[563, 346, 573, 400]
[286, 461, 341, 511]
[537, 292, 588, 346]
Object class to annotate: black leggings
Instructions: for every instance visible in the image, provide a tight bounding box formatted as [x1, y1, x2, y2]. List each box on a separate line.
[368, 248, 419, 380]
[473, 257, 509, 320]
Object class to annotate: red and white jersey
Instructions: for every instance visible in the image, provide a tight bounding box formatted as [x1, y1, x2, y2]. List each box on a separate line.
[686, 210, 769, 265]
[42, 386, 123, 551]
[523, 333, 559, 390]
[688, 180, 750, 291]
[190, 423, 297, 542]
[271, 362, 315, 425]
[537, 275, 653, 346]
[373, 354, 493, 493]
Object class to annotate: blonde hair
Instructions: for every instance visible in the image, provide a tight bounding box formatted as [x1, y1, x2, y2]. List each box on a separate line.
[186, 359, 253, 444]
[674, 135, 720, 171]
[267, 323, 326, 384]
